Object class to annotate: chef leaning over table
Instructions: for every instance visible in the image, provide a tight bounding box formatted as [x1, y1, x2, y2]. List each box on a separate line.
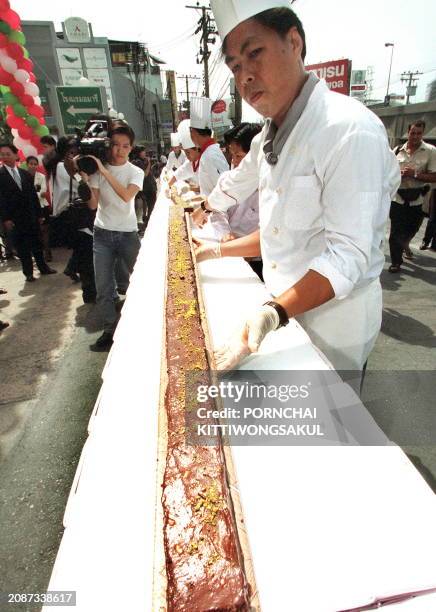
[193, 0, 401, 374]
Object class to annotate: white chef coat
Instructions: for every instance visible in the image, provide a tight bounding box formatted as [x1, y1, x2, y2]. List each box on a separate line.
[210, 187, 259, 239]
[198, 143, 229, 196]
[165, 150, 187, 172]
[174, 159, 199, 186]
[208, 79, 401, 370]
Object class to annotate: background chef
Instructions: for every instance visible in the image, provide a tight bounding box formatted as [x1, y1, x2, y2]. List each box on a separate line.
[194, 0, 401, 375]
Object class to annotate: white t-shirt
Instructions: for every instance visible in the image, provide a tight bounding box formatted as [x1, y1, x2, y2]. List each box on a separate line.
[90, 162, 144, 232]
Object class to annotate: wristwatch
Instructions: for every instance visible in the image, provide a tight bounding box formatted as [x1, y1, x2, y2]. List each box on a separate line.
[200, 201, 211, 214]
[264, 301, 289, 328]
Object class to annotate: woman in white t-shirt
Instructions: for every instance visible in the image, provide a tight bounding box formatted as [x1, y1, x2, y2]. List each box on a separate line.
[81, 123, 144, 350]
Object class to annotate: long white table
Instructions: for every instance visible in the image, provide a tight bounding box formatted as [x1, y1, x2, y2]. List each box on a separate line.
[45, 190, 436, 612]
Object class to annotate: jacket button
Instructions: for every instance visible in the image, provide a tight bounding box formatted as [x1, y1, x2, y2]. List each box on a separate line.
[271, 262, 277, 269]
[272, 227, 279, 235]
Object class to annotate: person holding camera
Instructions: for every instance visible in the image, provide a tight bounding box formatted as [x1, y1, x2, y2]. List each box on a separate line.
[26, 155, 51, 261]
[80, 123, 144, 351]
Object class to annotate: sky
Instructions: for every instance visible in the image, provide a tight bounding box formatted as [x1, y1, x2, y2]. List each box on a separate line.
[10, 0, 436, 120]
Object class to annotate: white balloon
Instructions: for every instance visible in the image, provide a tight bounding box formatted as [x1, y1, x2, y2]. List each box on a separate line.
[11, 129, 19, 138]
[22, 144, 38, 157]
[1, 56, 18, 74]
[117, 112, 125, 120]
[14, 69, 30, 84]
[24, 82, 39, 97]
[13, 136, 28, 150]
[34, 96, 41, 105]
[0, 49, 7, 59]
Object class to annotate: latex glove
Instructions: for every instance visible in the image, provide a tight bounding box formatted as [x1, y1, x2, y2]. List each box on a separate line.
[193, 238, 221, 263]
[214, 305, 281, 371]
[191, 207, 209, 228]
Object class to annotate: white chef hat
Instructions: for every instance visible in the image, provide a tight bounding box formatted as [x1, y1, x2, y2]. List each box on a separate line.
[177, 119, 195, 149]
[170, 132, 181, 147]
[189, 97, 212, 130]
[210, 0, 292, 41]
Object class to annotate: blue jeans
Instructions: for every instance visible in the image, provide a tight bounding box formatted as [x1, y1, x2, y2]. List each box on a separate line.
[93, 227, 140, 332]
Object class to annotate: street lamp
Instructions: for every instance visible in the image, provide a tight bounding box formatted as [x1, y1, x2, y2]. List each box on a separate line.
[384, 42, 394, 105]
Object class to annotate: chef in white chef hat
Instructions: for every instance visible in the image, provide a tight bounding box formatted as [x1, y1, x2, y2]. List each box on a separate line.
[187, 97, 229, 197]
[167, 120, 202, 188]
[194, 0, 400, 380]
[165, 131, 186, 173]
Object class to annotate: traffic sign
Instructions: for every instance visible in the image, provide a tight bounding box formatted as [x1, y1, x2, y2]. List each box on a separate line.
[55, 86, 105, 134]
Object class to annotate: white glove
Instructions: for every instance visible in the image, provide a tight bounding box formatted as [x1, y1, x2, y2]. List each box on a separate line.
[194, 239, 221, 262]
[191, 207, 209, 228]
[214, 305, 280, 371]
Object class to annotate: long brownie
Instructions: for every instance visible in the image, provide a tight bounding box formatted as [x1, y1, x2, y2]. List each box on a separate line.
[162, 205, 250, 611]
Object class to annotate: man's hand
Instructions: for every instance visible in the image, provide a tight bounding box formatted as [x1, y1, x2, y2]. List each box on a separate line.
[221, 233, 236, 243]
[3, 220, 14, 231]
[214, 305, 281, 370]
[38, 217, 44, 225]
[401, 165, 415, 178]
[191, 207, 209, 228]
[193, 237, 221, 262]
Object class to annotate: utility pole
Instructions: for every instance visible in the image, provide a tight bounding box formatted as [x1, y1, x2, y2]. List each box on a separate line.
[186, 4, 216, 97]
[401, 70, 423, 105]
[177, 74, 201, 113]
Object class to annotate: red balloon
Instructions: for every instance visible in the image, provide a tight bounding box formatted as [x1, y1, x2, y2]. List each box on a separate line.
[18, 125, 33, 140]
[20, 94, 34, 107]
[0, 66, 14, 85]
[31, 135, 40, 148]
[0, 0, 11, 13]
[29, 104, 44, 118]
[2, 9, 21, 29]
[7, 42, 23, 61]
[21, 58, 33, 72]
[6, 114, 21, 129]
[10, 81, 25, 97]
[0, 33, 8, 47]
[38, 117, 45, 125]
[18, 150, 25, 162]
[29, 73, 36, 83]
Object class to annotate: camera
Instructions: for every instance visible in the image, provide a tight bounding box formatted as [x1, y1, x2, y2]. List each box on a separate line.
[76, 119, 111, 175]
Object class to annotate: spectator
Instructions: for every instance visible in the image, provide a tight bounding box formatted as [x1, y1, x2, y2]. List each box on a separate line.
[389, 121, 436, 272]
[420, 185, 436, 251]
[81, 123, 144, 351]
[0, 287, 8, 332]
[26, 155, 52, 261]
[0, 143, 56, 282]
[130, 146, 157, 231]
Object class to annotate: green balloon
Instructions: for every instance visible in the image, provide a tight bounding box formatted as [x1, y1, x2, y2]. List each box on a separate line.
[0, 21, 11, 35]
[36, 125, 49, 137]
[26, 116, 40, 129]
[4, 92, 18, 105]
[13, 103, 27, 118]
[23, 48, 29, 58]
[9, 30, 26, 45]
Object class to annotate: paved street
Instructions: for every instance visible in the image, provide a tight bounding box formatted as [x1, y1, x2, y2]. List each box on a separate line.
[0, 229, 434, 610]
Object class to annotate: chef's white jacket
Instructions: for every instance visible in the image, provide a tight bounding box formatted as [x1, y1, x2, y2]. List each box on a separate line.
[174, 159, 199, 186]
[210, 188, 259, 239]
[198, 143, 229, 196]
[165, 150, 186, 172]
[208, 80, 401, 370]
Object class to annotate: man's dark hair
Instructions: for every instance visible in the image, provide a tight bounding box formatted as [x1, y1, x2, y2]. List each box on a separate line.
[0, 142, 18, 154]
[191, 127, 212, 137]
[40, 135, 56, 147]
[408, 120, 426, 131]
[224, 122, 262, 152]
[26, 155, 39, 164]
[55, 136, 79, 160]
[108, 122, 135, 145]
[222, 7, 306, 61]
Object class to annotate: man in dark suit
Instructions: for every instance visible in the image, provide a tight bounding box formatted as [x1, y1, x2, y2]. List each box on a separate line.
[0, 143, 56, 281]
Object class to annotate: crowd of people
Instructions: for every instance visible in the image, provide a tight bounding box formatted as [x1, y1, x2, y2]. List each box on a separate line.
[1, 2, 435, 375]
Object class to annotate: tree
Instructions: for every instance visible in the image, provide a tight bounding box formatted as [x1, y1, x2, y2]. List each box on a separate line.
[126, 43, 153, 143]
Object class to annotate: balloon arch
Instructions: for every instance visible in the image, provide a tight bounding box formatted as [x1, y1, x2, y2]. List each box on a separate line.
[0, 0, 49, 160]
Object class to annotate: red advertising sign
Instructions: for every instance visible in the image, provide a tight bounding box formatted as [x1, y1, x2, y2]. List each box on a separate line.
[306, 59, 351, 95]
[211, 99, 227, 114]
